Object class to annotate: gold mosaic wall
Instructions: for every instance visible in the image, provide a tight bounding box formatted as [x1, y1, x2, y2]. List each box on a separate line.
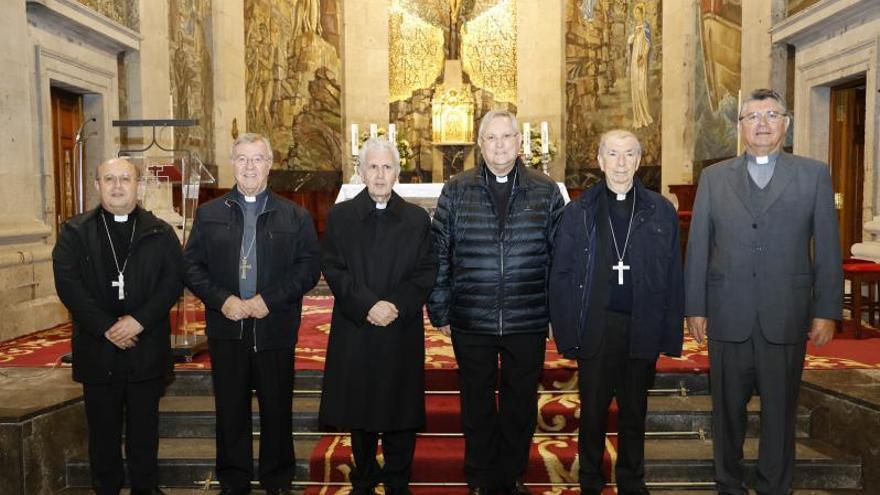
[460, 0, 516, 104]
[76, 0, 139, 31]
[169, 0, 214, 165]
[244, 0, 343, 172]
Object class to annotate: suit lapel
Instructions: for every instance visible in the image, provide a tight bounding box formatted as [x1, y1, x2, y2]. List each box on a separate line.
[757, 153, 795, 218]
[725, 155, 757, 218]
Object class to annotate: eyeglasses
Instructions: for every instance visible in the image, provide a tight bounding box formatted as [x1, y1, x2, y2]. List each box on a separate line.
[481, 133, 518, 144]
[739, 110, 787, 124]
[233, 155, 269, 167]
[99, 174, 135, 186]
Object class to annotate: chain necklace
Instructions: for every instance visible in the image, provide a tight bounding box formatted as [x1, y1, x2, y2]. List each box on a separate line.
[100, 212, 137, 300]
[608, 192, 636, 286]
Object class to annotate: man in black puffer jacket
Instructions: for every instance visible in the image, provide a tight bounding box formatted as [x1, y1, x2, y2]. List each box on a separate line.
[428, 110, 564, 495]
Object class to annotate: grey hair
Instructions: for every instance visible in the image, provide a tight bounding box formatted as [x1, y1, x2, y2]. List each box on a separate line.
[230, 132, 274, 162]
[358, 137, 401, 173]
[478, 110, 520, 144]
[739, 88, 789, 116]
[597, 129, 642, 156]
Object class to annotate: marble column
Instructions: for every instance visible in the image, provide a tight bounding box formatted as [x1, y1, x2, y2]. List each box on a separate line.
[660, 0, 697, 201]
[211, 0, 247, 188]
[741, 0, 787, 95]
[517, 0, 564, 182]
[342, 0, 390, 182]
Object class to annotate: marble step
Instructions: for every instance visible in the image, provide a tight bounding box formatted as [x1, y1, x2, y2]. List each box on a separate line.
[65, 438, 316, 489]
[154, 394, 810, 439]
[163, 370, 710, 397]
[65, 436, 860, 490]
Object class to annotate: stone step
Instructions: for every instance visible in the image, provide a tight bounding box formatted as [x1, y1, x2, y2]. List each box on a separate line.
[65, 438, 317, 489]
[162, 371, 711, 397]
[155, 394, 809, 439]
[55, 488, 855, 494]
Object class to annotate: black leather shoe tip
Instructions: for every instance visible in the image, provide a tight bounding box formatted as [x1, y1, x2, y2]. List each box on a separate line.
[509, 480, 533, 495]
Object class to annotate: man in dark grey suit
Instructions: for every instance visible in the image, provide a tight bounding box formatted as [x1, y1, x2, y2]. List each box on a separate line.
[684, 88, 843, 495]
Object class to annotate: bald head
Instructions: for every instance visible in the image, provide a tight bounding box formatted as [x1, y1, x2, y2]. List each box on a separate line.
[95, 158, 140, 215]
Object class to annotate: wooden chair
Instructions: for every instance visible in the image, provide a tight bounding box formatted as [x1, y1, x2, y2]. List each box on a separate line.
[842, 260, 880, 339]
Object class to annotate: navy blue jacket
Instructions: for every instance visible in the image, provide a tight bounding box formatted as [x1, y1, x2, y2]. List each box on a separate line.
[549, 179, 684, 359]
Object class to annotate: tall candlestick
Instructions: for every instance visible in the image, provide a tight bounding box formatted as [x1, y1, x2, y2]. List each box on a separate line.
[351, 124, 359, 156]
[369, 123, 378, 138]
[540, 121, 549, 154]
[388, 123, 396, 143]
[523, 122, 531, 155]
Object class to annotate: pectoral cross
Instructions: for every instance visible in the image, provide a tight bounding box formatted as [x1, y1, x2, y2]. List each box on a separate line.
[612, 260, 630, 285]
[112, 273, 125, 300]
[239, 257, 252, 280]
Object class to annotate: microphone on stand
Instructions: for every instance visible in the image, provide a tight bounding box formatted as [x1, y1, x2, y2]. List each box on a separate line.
[74, 117, 97, 214]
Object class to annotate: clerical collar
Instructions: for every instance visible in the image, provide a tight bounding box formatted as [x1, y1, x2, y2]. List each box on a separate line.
[235, 187, 268, 204]
[375, 201, 388, 210]
[747, 151, 780, 165]
[101, 207, 137, 223]
[605, 184, 634, 202]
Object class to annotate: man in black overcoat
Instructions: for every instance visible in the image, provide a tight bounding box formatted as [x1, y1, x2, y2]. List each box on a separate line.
[53, 157, 182, 495]
[319, 137, 438, 495]
[183, 133, 320, 495]
[549, 130, 683, 495]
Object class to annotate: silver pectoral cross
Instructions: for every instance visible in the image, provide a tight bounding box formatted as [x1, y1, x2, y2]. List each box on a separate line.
[239, 257, 252, 280]
[612, 260, 630, 285]
[112, 272, 125, 300]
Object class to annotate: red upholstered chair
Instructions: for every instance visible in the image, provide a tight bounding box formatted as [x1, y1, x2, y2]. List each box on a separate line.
[842, 261, 880, 339]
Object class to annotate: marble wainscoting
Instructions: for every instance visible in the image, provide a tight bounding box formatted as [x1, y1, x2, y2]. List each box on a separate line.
[0, 369, 85, 495]
[800, 369, 880, 494]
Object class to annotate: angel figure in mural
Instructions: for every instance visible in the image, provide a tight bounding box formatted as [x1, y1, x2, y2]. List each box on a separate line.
[580, 0, 598, 21]
[246, 22, 274, 130]
[293, 0, 323, 36]
[628, 3, 654, 128]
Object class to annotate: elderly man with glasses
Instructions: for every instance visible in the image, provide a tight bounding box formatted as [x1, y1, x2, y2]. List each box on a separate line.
[184, 133, 320, 495]
[685, 89, 843, 495]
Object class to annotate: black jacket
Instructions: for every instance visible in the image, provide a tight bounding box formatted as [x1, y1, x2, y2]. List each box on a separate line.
[183, 189, 320, 350]
[52, 207, 183, 384]
[549, 179, 684, 359]
[428, 161, 565, 335]
[319, 190, 438, 430]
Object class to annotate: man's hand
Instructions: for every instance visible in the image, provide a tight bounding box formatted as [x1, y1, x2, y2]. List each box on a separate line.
[367, 301, 399, 327]
[244, 294, 270, 319]
[687, 316, 708, 345]
[105, 315, 144, 349]
[221, 295, 249, 321]
[437, 325, 452, 337]
[809, 318, 836, 347]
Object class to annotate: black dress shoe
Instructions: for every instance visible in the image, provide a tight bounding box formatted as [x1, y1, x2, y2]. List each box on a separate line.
[217, 488, 251, 495]
[508, 480, 532, 495]
[264, 488, 292, 495]
[349, 488, 376, 495]
[619, 488, 651, 495]
[468, 488, 493, 495]
[130, 489, 167, 495]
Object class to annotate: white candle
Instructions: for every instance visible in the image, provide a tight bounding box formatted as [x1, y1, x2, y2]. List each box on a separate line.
[370, 123, 378, 138]
[541, 121, 549, 154]
[351, 124, 359, 156]
[388, 123, 396, 143]
[522, 122, 531, 155]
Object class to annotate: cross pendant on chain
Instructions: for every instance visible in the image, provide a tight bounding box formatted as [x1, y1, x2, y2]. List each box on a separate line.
[612, 260, 630, 285]
[112, 272, 125, 300]
[239, 257, 252, 280]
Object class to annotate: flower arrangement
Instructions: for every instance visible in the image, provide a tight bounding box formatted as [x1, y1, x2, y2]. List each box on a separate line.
[359, 128, 416, 171]
[523, 128, 557, 168]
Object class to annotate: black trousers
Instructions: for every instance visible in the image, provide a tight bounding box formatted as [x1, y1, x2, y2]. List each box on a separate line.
[350, 428, 416, 493]
[577, 312, 656, 493]
[451, 331, 546, 490]
[709, 322, 806, 495]
[208, 334, 295, 491]
[82, 376, 165, 495]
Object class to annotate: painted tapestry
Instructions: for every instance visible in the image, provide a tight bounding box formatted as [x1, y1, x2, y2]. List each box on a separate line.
[76, 0, 139, 31]
[169, 0, 215, 165]
[389, 0, 517, 178]
[565, 0, 662, 189]
[694, 0, 741, 165]
[244, 0, 342, 172]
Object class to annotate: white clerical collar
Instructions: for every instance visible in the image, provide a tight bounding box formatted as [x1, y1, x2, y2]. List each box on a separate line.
[375, 201, 388, 210]
[756, 155, 770, 165]
[113, 214, 128, 222]
[244, 195, 257, 203]
[495, 174, 508, 183]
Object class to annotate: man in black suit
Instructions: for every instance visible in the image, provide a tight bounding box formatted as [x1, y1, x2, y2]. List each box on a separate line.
[53, 157, 182, 495]
[685, 89, 843, 495]
[549, 129, 683, 495]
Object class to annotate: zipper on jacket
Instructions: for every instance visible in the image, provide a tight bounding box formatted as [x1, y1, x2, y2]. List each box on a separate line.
[252, 319, 258, 352]
[577, 209, 592, 333]
[499, 239, 504, 335]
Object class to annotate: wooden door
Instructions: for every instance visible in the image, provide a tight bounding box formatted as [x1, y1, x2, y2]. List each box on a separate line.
[828, 79, 866, 257]
[51, 88, 83, 232]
